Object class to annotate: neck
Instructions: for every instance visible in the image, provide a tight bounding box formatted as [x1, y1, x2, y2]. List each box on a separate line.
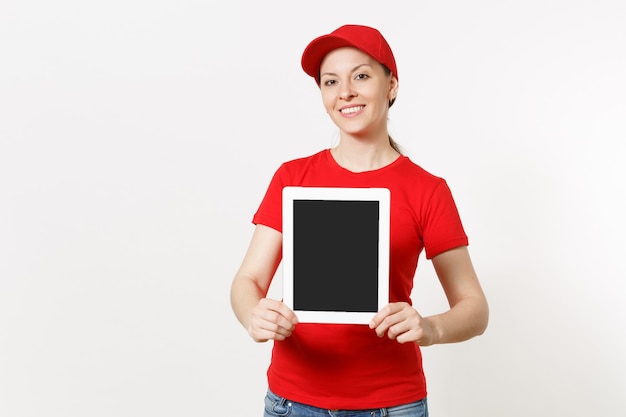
[331, 135, 400, 172]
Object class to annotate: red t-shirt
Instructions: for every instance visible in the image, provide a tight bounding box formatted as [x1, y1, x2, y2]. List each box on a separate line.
[253, 149, 468, 409]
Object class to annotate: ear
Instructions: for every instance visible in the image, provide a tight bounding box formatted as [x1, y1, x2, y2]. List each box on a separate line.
[388, 76, 399, 101]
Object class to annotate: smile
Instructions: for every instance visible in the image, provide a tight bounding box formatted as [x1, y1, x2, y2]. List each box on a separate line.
[340, 106, 364, 114]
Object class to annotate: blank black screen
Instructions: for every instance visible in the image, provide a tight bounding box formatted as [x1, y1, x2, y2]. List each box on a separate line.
[292, 199, 379, 312]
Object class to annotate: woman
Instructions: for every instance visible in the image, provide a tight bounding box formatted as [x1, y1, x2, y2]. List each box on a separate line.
[231, 24, 489, 417]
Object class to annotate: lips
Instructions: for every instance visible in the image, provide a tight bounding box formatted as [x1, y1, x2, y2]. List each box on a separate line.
[340, 105, 364, 115]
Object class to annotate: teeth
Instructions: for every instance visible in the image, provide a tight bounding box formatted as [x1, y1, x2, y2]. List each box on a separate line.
[340, 106, 363, 114]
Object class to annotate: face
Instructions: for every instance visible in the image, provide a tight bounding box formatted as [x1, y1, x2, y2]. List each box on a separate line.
[319, 47, 398, 139]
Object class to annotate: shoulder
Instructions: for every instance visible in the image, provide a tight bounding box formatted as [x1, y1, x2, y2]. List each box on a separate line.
[275, 149, 329, 177]
[281, 149, 328, 167]
[389, 156, 460, 212]
[396, 156, 447, 187]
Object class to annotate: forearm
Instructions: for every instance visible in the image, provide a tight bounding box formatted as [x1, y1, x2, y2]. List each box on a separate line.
[424, 294, 489, 345]
[231, 271, 298, 343]
[230, 276, 266, 330]
[230, 224, 283, 331]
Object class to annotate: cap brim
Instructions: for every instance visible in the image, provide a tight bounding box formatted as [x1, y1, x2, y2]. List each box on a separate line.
[301, 35, 357, 82]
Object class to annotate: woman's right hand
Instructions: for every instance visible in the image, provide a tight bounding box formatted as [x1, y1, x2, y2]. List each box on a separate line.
[248, 298, 299, 342]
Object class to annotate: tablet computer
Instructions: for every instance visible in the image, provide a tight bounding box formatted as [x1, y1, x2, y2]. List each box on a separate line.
[282, 186, 390, 324]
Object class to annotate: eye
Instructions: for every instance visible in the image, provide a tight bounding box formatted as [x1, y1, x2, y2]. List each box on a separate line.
[323, 78, 337, 86]
[355, 73, 369, 80]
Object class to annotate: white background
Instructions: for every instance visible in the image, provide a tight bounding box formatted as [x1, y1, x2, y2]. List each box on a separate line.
[1, 1, 625, 416]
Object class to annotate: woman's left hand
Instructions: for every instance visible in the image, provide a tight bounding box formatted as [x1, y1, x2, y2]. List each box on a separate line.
[369, 302, 438, 346]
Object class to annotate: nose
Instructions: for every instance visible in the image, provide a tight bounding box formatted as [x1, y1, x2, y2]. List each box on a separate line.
[339, 81, 356, 100]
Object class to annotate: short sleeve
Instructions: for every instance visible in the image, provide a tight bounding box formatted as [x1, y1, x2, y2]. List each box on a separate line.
[422, 180, 468, 259]
[252, 164, 286, 233]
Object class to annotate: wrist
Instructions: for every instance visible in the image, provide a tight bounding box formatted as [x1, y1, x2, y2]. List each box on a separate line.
[423, 315, 443, 346]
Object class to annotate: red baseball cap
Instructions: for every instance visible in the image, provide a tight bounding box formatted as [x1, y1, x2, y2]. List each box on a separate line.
[301, 24, 398, 84]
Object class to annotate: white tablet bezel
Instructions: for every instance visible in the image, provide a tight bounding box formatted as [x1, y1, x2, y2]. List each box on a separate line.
[282, 186, 390, 324]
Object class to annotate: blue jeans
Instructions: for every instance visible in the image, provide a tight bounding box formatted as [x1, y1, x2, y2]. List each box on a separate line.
[264, 389, 428, 417]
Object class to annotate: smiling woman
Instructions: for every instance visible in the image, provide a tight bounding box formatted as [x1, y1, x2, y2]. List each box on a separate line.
[304, 25, 402, 156]
[318, 46, 398, 168]
[230, 24, 489, 417]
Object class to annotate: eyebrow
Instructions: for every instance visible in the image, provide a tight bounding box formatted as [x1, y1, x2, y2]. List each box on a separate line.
[320, 63, 372, 79]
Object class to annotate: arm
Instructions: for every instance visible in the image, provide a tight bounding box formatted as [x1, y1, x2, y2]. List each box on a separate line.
[230, 224, 298, 343]
[425, 246, 489, 343]
[370, 246, 489, 345]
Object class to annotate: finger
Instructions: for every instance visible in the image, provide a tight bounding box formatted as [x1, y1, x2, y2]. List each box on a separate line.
[250, 316, 294, 342]
[259, 322, 293, 340]
[394, 329, 421, 344]
[259, 299, 299, 325]
[372, 313, 404, 338]
[251, 301, 298, 341]
[370, 303, 409, 336]
[369, 303, 397, 329]
[387, 320, 418, 342]
[257, 309, 297, 335]
[274, 301, 299, 325]
[387, 312, 427, 344]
